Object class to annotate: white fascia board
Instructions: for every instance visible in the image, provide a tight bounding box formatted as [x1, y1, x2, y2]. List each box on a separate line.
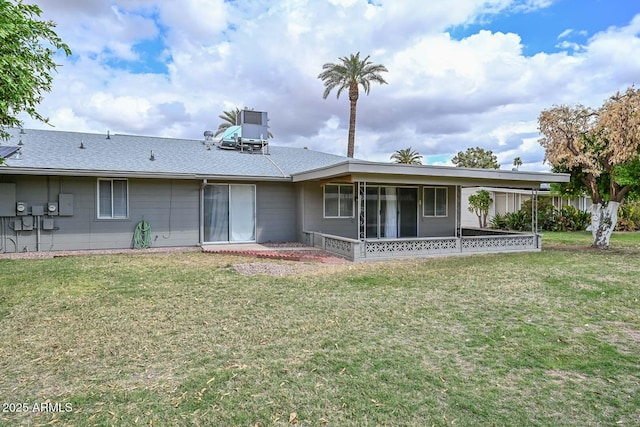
[291, 160, 570, 186]
[0, 167, 291, 182]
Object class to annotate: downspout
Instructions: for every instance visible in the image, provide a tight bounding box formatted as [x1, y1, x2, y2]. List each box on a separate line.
[300, 183, 305, 242]
[200, 179, 207, 245]
[36, 216, 41, 252]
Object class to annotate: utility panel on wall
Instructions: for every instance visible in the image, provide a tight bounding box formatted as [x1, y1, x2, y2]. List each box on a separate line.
[0, 183, 16, 217]
[16, 201, 27, 216]
[59, 194, 73, 216]
[32, 205, 45, 216]
[22, 216, 34, 231]
[47, 202, 58, 216]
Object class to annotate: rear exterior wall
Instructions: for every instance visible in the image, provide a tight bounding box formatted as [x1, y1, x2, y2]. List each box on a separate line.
[0, 175, 200, 253]
[0, 176, 301, 253]
[255, 181, 298, 243]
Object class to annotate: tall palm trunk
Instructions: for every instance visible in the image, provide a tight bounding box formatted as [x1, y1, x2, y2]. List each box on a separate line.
[318, 52, 388, 157]
[347, 83, 359, 158]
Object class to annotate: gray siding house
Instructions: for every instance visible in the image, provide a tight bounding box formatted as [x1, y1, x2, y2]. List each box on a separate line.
[0, 126, 569, 261]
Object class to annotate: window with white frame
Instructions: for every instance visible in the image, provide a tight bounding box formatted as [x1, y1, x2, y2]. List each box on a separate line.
[97, 178, 128, 219]
[324, 184, 354, 218]
[423, 187, 448, 217]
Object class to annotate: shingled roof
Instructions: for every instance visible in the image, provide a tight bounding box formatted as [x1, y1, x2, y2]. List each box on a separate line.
[1, 128, 348, 180]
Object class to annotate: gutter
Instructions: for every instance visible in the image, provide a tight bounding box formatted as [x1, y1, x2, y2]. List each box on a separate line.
[290, 160, 570, 184]
[0, 167, 293, 182]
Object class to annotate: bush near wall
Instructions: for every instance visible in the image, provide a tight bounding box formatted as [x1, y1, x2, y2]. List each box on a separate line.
[491, 199, 640, 232]
[616, 201, 640, 231]
[491, 198, 590, 232]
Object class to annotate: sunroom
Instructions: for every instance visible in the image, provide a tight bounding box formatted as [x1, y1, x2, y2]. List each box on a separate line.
[292, 160, 570, 261]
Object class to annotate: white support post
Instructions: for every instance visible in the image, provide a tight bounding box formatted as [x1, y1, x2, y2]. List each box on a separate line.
[457, 186, 461, 238]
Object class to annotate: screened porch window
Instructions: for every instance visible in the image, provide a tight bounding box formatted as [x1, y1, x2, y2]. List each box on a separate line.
[423, 187, 448, 217]
[97, 178, 128, 219]
[324, 184, 354, 218]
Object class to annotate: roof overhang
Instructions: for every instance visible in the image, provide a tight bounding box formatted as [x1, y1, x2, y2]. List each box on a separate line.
[291, 160, 570, 189]
[0, 166, 292, 182]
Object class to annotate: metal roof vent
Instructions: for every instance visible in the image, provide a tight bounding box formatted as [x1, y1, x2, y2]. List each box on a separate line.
[203, 130, 216, 150]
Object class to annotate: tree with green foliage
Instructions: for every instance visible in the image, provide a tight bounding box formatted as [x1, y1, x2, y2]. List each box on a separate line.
[0, 0, 71, 142]
[214, 107, 273, 138]
[318, 52, 388, 158]
[468, 189, 493, 228]
[390, 147, 422, 164]
[538, 86, 640, 249]
[451, 147, 500, 169]
[513, 156, 523, 170]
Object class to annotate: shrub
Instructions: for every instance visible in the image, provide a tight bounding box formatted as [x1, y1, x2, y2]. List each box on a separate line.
[571, 207, 591, 231]
[521, 198, 556, 231]
[490, 213, 508, 230]
[504, 211, 530, 231]
[616, 201, 640, 231]
[512, 198, 590, 232]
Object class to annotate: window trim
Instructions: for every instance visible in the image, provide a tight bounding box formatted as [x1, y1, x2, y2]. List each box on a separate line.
[97, 178, 129, 219]
[323, 183, 355, 218]
[423, 186, 448, 217]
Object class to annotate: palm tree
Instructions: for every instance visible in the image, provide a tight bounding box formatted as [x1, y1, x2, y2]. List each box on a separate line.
[513, 156, 523, 171]
[214, 107, 273, 138]
[318, 52, 388, 158]
[391, 147, 422, 164]
[214, 108, 240, 137]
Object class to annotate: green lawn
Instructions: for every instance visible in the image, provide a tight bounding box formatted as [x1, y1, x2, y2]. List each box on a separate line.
[1, 233, 639, 426]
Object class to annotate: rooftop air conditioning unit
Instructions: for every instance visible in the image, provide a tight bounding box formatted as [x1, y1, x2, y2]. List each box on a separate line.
[238, 110, 268, 141]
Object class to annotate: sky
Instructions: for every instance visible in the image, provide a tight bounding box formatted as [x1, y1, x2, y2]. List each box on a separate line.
[19, 0, 640, 171]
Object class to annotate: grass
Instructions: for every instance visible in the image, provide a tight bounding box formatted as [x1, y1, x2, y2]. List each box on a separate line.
[540, 230, 640, 250]
[0, 232, 639, 426]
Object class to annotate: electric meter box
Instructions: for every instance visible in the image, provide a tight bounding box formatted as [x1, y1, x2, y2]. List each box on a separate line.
[16, 201, 27, 216]
[47, 202, 59, 216]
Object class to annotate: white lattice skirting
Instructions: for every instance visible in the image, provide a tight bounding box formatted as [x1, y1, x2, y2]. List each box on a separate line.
[365, 238, 459, 258]
[324, 237, 354, 258]
[461, 235, 536, 252]
[303, 231, 539, 261]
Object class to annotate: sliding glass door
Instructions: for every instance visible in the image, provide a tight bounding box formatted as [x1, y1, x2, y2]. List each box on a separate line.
[365, 186, 417, 239]
[203, 184, 256, 243]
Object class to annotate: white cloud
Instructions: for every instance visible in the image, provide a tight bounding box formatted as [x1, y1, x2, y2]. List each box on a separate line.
[20, 1, 640, 173]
